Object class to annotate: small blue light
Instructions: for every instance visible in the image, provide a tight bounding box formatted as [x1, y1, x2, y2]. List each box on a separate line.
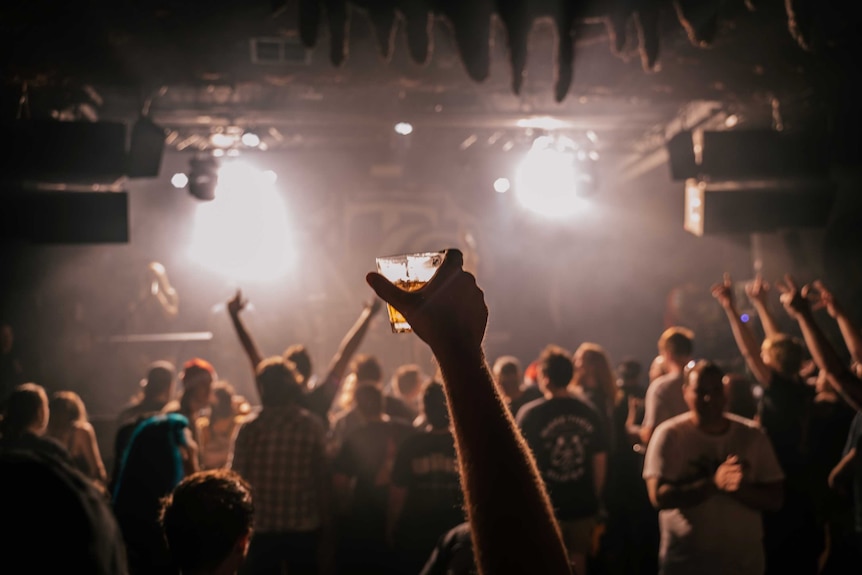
[740, 313, 750, 323]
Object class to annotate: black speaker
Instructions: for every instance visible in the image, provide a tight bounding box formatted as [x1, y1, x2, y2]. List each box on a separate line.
[684, 180, 836, 236]
[2, 120, 127, 182]
[127, 117, 166, 178]
[668, 130, 830, 181]
[1, 190, 129, 243]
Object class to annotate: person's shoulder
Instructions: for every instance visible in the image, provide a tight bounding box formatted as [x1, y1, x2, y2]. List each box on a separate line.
[654, 412, 691, 437]
[725, 412, 760, 429]
[651, 371, 682, 393]
[515, 397, 546, 422]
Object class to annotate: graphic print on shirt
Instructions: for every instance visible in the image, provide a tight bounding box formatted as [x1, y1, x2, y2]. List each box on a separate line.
[540, 414, 594, 482]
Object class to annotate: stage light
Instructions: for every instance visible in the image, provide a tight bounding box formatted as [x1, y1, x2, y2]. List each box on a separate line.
[188, 156, 220, 201]
[171, 173, 189, 189]
[394, 122, 413, 136]
[210, 132, 236, 148]
[241, 132, 261, 147]
[188, 160, 294, 282]
[740, 313, 750, 323]
[514, 135, 590, 219]
[725, 114, 739, 128]
[493, 177, 511, 193]
[213, 149, 225, 158]
[262, 170, 277, 184]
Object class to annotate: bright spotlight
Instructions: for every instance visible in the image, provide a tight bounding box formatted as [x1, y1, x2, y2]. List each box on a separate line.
[171, 173, 189, 189]
[241, 132, 261, 147]
[188, 160, 294, 282]
[210, 133, 236, 148]
[262, 170, 277, 184]
[514, 135, 590, 219]
[213, 148, 225, 158]
[493, 177, 511, 193]
[394, 122, 413, 136]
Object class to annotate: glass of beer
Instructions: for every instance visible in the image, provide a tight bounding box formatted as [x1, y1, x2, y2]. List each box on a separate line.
[375, 251, 445, 333]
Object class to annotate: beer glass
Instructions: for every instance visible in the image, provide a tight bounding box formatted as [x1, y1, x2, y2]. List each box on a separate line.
[375, 251, 445, 333]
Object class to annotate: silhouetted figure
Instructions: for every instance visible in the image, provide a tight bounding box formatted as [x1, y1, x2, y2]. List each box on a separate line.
[722, 374, 758, 420]
[196, 381, 249, 470]
[640, 328, 695, 446]
[47, 391, 107, 485]
[0, 323, 24, 408]
[493, 355, 541, 417]
[160, 470, 254, 575]
[0, 383, 69, 464]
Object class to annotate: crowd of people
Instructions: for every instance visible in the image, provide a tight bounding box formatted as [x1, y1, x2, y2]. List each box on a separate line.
[2, 251, 862, 575]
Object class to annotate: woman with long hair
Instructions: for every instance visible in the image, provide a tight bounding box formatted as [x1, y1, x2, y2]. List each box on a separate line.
[46, 391, 107, 485]
[573, 343, 620, 446]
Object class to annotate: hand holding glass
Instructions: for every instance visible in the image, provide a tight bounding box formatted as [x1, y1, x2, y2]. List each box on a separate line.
[375, 251, 445, 333]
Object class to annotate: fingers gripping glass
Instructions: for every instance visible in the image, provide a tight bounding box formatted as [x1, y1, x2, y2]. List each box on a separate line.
[375, 251, 445, 333]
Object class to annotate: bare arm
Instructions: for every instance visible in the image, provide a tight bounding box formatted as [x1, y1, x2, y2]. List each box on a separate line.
[647, 476, 715, 509]
[746, 274, 781, 339]
[593, 452, 607, 502]
[78, 424, 107, 485]
[713, 274, 772, 387]
[227, 290, 265, 378]
[813, 280, 862, 367]
[367, 249, 571, 575]
[386, 485, 407, 546]
[313, 299, 381, 409]
[728, 481, 783, 511]
[828, 448, 856, 495]
[778, 276, 862, 412]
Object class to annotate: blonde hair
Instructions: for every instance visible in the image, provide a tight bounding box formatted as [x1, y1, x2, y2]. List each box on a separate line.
[761, 335, 804, 377]
[47, 391, 87, 436]
[657, 327, 694, 359]
[574, 343, 620, 410]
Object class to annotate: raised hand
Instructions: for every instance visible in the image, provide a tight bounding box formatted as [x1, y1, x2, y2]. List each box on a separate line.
[711, 273, 736, 310]
[776, 274, 812, 320]
[366, 248, 488, 357]
[227, 289, 248, 317]
[714, 455, 743, 492]
[745, 274, 770, 305]
[811, 280, 843, 319]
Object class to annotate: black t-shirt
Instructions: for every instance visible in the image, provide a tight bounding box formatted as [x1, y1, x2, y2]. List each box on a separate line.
[843, 412, 862, 533]
[0, 353, 24, 406]
[384, 395, 418, 423]
[758, 370, 815, 479]
[420, 522, 476, 575]
[510, 386, 544, 418]
[333, 419, 414, 527]
[517, 396, 608, 520]
[391, 430, 465, 549]
[301, 374, 340, 429]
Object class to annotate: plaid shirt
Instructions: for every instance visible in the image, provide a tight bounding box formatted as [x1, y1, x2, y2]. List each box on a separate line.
[229, 405, 327, 533]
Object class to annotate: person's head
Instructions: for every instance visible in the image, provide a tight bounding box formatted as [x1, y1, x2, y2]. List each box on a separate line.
[761, 335, 805, 377]
[392, 364, 423, 401]
[657, 327, 694, 368]
[144, 361, 176, 403]
[492, 355, 522, 399]
[352, 354, 383, 385]
[538, 345, 574, 392]
[355, 384, 384, 420]
[683, 361, 726, 426]
[256, 357, 302, 408]
[573, 343, 617, 406]
[47, 391, 87, 436]
[0, 323, 12, 354]
[617, 359, 644, 397]
[210, 382, 237, 422]
[160, 470, 254, 575]
[423, 381, 450, 430]
[283, 345, 312, 386]
[1, 383, 49, 438]
[722, 373, 758, 420]
[181, 359, 216, 413]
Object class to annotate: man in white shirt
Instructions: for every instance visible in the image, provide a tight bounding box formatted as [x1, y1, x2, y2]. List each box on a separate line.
[640, 327, 695, 445]
[643, 360, 784, 575]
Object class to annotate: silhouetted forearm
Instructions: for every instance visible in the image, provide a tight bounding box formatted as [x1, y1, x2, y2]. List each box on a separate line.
[835, 312, 862, 367]
[436, 347, 571, 575]
[794, 309, 862, 411]
[722, 306, 771, 387]
[729, 482, 783, 511]
[228, 312, 264, 378]
[751, 300, 781, 339]
[317, 304, 377, 407]
[653, 477, 715, 510]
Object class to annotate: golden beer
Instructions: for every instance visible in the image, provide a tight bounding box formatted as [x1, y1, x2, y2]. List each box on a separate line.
[387, 279, 424, 333]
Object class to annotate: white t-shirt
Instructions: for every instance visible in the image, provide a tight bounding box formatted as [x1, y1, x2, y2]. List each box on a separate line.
[641, 372, 687, 434]
[643, 413, 784, 575]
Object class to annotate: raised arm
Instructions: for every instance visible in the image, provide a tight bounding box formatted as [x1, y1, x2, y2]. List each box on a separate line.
[777, 276, 862, 412]
[812, 280, 862, 367]
[313, 299, 381, 405]
[746, 274, 781, 339]
[367, 249, 571, 575]
[227, 290, 265, 377]
[712, 274, 772, 387]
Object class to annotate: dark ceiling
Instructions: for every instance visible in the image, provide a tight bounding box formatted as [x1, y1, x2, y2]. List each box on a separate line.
[1, 1, 858, 159]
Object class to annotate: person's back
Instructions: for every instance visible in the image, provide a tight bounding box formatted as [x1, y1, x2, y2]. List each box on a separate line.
[0, 450, 128, 574]
[640, 327, 695, 446]
[228, 357, 328, 574]
[113, 413, 193, 575]
[0, 383, 70, 464]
